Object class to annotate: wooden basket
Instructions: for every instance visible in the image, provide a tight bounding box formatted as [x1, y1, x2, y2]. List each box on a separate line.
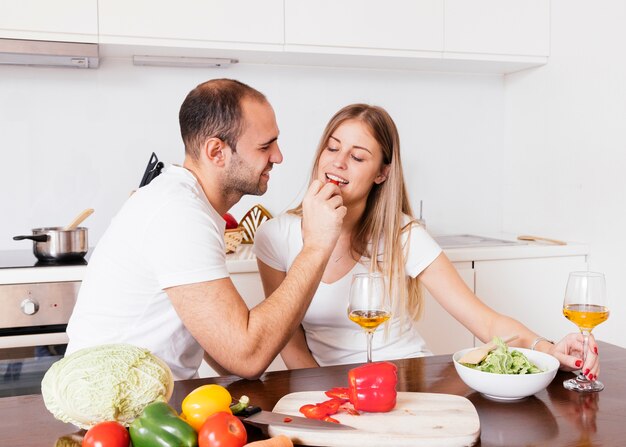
[239, 204, 273, 244]
[224, 226, 244, 254]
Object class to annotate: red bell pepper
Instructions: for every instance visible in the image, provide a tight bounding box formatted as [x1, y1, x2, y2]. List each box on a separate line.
[348, 361, 398, 412]
[299, 362, 397, 421]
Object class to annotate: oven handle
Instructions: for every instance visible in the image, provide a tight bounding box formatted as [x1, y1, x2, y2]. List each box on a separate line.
[0, 332, 69, 349]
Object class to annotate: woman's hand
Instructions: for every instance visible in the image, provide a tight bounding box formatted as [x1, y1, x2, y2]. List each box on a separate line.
[551, 333, 600, 380]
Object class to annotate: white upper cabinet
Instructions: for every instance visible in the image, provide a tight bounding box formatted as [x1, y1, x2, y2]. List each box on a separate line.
[98, 0, 283, 49]
[285, 0, 443, 53]
[445, 0, 550, 57]
[1, 0, 550, 73]
[0, 0, 97, 43]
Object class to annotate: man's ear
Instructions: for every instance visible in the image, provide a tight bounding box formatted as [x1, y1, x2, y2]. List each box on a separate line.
[374, 164, 391, 184]
[202, 138, 227, 166]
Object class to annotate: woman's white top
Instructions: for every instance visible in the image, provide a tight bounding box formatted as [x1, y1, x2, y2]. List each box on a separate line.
[253, 213, 442, 366]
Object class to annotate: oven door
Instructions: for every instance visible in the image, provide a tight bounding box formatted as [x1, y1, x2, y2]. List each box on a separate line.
[0, 333, 67, 397]
[0, 281, 79, 397]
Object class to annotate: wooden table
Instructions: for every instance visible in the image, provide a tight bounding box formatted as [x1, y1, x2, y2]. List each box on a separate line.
[2, 341, 625, 446]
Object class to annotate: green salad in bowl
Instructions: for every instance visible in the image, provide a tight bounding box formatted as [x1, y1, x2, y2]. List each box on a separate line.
[453, 337, 559, 400]
[465, 337, 543, 374]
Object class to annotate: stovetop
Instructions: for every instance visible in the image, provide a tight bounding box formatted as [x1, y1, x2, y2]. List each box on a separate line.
[0, 249, 91, 269]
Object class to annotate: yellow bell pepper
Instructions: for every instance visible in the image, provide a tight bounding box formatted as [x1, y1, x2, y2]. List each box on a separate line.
[181, 384, 233, 431]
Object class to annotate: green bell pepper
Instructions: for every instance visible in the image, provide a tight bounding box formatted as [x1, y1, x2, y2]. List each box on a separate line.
[130, 400, 198, 447]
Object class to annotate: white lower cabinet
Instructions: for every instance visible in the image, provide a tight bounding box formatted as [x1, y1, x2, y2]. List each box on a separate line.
[417, 254, 588, 355]
[199, 250, 588, 376]
[474, 256, 588, 344]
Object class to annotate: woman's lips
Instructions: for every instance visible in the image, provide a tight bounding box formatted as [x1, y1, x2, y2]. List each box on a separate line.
[326, 173, 348, 185]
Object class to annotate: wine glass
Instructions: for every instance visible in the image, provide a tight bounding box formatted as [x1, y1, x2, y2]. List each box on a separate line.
[348, 272, 391, 363]
[562, 271, 609, 392]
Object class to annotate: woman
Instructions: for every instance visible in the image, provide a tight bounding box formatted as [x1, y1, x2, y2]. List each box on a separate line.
[253, 104, 599, 379]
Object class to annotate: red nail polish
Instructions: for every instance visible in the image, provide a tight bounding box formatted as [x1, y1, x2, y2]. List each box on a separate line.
[589, 374, 594, 381]
[575, 360, 582, 367]
[594, 346, 598, 354]
[584, 368, 590, 375]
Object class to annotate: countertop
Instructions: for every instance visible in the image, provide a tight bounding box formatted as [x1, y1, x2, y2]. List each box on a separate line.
[1, 340, 623, 447]
[0, 235, 588, 285]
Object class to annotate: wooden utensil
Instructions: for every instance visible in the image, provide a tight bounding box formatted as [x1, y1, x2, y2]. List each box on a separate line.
[458, 334, 519, 365]
[269, 391, 480, 446]
[517, 235, 566, 245]
[64, 208, 94, 231]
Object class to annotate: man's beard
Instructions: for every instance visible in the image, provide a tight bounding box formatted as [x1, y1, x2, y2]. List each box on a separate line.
[224, 152, 268, 196]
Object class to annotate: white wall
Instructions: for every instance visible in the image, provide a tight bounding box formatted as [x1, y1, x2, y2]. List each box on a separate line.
[503, 0, 626, 347]
[0, 60, 504, 249]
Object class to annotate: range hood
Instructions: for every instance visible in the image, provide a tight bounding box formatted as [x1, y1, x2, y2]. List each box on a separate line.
[0, 38, 99, 68]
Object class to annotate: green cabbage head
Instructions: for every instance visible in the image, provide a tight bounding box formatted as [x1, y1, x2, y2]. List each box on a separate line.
[42, 343, 174, 429]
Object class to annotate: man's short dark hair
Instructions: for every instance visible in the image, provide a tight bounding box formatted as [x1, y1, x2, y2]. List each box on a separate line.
[179, 79, 267, 159]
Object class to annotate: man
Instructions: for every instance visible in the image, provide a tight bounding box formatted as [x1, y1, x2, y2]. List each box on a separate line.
[66, 79, 346, 380]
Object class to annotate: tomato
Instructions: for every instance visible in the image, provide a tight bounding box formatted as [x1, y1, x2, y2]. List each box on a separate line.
[223, 213, 239, 230]
[198, 411, 247, 447]
[82, 421, 130, 447]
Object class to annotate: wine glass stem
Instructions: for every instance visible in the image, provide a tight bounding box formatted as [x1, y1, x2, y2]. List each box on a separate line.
[366, 331, 374, 363]
[578, 330, 590, 382]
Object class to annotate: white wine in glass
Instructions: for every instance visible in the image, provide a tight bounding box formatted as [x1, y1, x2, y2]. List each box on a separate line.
[348, 272, 391, 363]
[562, 271, 609, 392]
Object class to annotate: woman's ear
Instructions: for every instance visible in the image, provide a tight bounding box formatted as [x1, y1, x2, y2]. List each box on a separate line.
[374, 164, 391, 184]
[202, 138, 227, 166]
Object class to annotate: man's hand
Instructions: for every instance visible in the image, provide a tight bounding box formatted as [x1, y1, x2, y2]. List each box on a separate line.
[301, 180, 346, 253]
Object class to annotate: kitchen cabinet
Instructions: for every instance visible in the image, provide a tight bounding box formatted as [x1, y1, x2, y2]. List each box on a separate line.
[444, 0, 550, 57]
[98, 0, 283, 51]
[282, 0, 548, 72]
[0, 0, 98, 43]
[474, 256, 588, 344]
[285, 0, 443, 53]
[93, 0, 548, 73]
[198, 240, 589, 373]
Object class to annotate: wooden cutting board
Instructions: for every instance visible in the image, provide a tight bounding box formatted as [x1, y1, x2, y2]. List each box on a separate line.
[269, 391, 480, 447]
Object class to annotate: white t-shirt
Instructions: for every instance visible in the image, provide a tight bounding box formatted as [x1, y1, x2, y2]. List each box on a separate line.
[253, 213, 442, 366]
[66, 165, 229, 380]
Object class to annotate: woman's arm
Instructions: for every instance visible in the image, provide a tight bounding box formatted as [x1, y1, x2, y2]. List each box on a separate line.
[419, 252, 599, 376]
[257, 259, 320, 369]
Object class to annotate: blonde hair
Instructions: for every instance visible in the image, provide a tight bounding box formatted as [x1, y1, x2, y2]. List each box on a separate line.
[290, 104, 424, 322]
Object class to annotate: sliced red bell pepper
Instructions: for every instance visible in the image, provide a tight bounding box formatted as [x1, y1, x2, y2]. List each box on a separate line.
[348, 361, 398, 412]
[324, 387, 350, 400]
[299, 404, 328, 419]
[299, 398, 345, 420]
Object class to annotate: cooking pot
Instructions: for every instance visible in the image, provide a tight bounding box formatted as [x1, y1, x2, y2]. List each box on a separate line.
[13, 227, 88, 262]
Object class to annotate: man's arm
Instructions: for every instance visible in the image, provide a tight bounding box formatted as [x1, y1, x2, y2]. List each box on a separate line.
[167, 180, 344, 379]
[257, 259, 320, 369]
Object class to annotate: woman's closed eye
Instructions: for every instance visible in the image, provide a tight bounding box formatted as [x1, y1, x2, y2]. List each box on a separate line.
[326, 146, 364, 162]
[351, 154, 364, 162]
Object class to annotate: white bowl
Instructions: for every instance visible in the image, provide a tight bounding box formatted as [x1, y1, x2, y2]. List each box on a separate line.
[452, 347, 559, 401]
